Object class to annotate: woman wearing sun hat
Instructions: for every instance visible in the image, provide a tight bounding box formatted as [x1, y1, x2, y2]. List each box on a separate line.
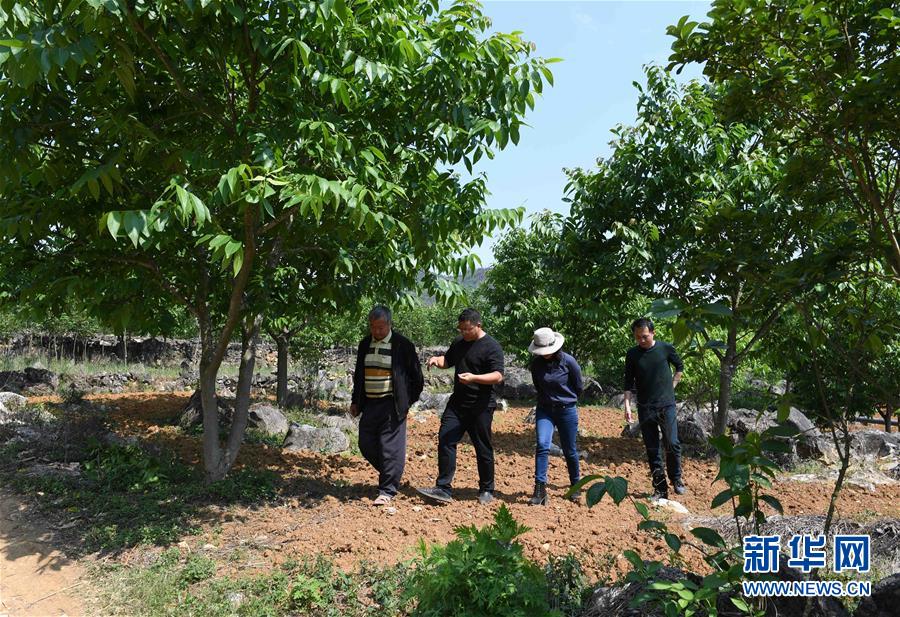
[527, 327, 584, 505]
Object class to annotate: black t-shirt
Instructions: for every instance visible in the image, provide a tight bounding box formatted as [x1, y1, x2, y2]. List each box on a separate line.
[624, 341, 684, 406]
[445, 334, 505, 411]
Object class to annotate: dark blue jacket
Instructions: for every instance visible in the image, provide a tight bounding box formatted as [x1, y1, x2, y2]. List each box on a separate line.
[530, 351, 583, 407]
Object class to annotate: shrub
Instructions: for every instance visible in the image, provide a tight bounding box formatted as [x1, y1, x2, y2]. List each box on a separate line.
[408, 504, 558, 617]
[545, 553, 588, 617]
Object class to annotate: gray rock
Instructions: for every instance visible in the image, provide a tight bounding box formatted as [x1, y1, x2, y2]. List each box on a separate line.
[583, 565, 700, 617]
[283, 423, 350, 453]
[318, 414, 356, 431]
[729, 406, 831, 464]
[281, 391, 306, 409]
[855, 573, 900, 617]
[179, 390, 233, 429]
[331, 387, 352, 402]
[850, 431, 900, 459]
[24, 462, 82, 480]
[496, 398, 509, 413]
[606, 392, 626, 409]
[248, 403, 289, 436]
[0, 392, 27, 412]
[582, 377, 605, 401]
[500, 367, 534, 400]
[411, 392, 451, 415]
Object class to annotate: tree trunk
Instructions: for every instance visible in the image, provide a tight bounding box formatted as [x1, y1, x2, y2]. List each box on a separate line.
[714, 324, 739, 437]
[200, 315, 264, 483]
[884, 402, 894, 433]
[275, 332, 291, 407]
[118, 330, 128, 365]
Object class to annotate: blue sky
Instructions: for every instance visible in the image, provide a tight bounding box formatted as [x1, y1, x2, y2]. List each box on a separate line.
[468, 1, 710, 265]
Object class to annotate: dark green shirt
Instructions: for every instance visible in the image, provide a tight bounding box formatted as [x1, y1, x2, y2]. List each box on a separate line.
[624, 341, 684, 406]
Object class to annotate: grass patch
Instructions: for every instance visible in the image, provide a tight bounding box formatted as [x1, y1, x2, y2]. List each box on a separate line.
[91, 554, 414, 617]
[1, 437, 278, 555]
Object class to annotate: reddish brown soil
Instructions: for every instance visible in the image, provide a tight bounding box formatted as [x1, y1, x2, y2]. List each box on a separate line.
[54, 392, 896, 583]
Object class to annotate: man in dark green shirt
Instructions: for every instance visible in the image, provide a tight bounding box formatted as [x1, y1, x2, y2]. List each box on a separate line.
[623, 318, 685, 500]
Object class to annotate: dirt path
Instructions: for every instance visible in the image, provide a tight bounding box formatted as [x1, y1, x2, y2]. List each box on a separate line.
[98, 393, 900, 582]
[0, 490, 85, 617]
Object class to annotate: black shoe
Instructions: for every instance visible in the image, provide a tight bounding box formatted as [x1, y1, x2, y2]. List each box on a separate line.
[673, 481, 686, 495]
[478, 491, 494, 505]
[416, 486, 453, 504]
[568, 490, 582, 504]
[651, 489, 669, 502]
[528, 481, 548, 506]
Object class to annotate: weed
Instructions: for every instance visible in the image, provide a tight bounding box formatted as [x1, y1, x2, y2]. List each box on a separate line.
[546, 553, 588, 617]
[408, 504, 558, 616]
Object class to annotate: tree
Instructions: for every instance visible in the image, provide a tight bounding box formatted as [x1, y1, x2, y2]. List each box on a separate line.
[564, 67, 831, 434]
[775, 270, 900, 433]
[481, 211, 641, 384]
[668, 0, 900, 280]
[0, 0, 553, 481]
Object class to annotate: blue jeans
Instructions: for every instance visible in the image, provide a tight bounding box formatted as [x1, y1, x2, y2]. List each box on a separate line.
[534, 404, 580, 485]
[637, 403, 682, 491]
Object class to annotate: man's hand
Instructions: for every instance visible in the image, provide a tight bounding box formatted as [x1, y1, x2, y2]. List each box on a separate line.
[458, 372, 475, 384]
[426, 356, 443, 370]
[625, 407, 633, 424]
[349, 403, 360, 418]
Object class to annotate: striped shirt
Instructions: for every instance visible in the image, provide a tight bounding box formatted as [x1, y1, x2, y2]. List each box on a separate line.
[364, 330, 393, 398]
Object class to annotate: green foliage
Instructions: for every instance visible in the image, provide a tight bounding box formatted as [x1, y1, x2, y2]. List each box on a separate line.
[575, 427, 795, 617]
[772, 274, 900, 425]
[392, 299, 462, 348]
[482, 211, 644, 383]
[83, 440, 170, 493]
[545, 553, 588, 617]
[409, 503, 557, 617]
[181, 555, 217, 586]
[94, 554, 414, 617]
[2, 436, 277, 554]
[0, 0, 554, 480]
[565, 65, 838, 433]
[668, 0, 900, 279]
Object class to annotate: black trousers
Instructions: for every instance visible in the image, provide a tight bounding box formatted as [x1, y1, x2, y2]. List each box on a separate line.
[637, 403, 682, 493]
[436, 404, 495, 494]
[358, 396, 407, 496]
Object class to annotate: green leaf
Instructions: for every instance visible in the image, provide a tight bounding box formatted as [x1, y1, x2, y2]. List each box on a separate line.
[710, 488, 733, 509]
[690, 527, 725, 548]
[105, 211, 121, 238]
[759, 495, 783, 516]
[664, 533, 682, 552]
[605, 476, 628, 504]
[231, 250, 244, 278]
[0, 39, 26, 48]
[634, 501, 650, 519]
[585, 482, 607, 507]
[649, 298, 684, 318]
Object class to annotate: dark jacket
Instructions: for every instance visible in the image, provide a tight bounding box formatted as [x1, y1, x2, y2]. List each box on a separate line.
[351, 330, 424, 420]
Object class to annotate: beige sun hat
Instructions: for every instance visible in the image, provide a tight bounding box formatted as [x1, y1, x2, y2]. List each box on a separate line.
[528, 327, 565, 355]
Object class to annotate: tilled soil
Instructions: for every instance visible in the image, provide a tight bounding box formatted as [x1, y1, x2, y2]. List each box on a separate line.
[89, 392, 900, 583]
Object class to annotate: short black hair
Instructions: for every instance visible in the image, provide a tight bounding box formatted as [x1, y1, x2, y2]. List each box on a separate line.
[631, 317, 654, 333]
[368, 305, 392, 323]
[458, 307, 482, 325]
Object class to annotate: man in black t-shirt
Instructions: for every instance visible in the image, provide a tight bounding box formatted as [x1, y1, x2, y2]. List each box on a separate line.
[623, 317, 685, 501]
[416, 308, 505, 505]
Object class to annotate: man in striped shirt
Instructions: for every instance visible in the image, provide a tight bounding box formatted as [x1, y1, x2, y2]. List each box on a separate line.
[351, 305, 424, 505]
